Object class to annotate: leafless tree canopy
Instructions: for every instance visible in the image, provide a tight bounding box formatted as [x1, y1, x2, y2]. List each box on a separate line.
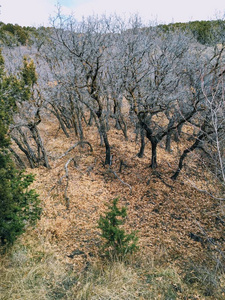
[3, 12, 224, 193]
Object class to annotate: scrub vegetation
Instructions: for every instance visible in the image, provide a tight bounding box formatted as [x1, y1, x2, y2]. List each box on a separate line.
[0, 13, 225, 299]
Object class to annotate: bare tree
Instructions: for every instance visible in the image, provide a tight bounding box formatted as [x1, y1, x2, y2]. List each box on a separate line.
[120, 25, 201, 168]
[45, 12, 128, 165]
[2, 48, 50, 168]
[171, 44, 225, 181]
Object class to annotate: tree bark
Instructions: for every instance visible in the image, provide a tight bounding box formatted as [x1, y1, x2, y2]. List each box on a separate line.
[9, 147, 26, 169]
[137, 127, 145, 158]
[174, 123, 183, 142]
[11, 135, 35, 168]
[166, 131, 172, 152]
[28, 124, 50, 169]
[171, 133, 205, 180]
[138, 118, 158, 168]
[150, 139, 158, 169]
[49, 103, 70, 137]
[99, 117, 111, 165]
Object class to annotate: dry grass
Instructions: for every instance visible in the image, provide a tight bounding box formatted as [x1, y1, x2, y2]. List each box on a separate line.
[74, 261, 141, 300]
[70, 254, 221, 299]
[0, 232, 77, 300]
[1, 234, 224, 299]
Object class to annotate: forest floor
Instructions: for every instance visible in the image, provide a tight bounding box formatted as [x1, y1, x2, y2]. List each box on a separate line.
[1, 114, 225, 299]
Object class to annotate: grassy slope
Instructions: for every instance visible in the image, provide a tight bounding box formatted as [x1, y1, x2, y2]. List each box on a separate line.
[0, 114, 224, 299]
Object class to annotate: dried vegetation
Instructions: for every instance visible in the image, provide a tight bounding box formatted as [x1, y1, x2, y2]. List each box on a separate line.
[1, 115, 225, 299]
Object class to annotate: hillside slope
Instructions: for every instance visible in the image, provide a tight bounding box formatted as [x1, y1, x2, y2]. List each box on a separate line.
[1, 114, 224, 299]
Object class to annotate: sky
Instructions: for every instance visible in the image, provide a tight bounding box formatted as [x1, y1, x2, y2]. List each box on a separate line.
[0, 0, 224, 27]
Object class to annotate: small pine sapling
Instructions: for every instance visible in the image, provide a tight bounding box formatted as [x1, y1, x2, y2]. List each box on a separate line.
[98, 198, 138, 259]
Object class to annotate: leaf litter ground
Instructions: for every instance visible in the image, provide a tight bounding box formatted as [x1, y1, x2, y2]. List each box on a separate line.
[26, 115, 224, 273]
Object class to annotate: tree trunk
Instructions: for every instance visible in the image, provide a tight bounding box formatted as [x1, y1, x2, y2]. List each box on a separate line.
[150, 140, 158, 169]
[17, 127, 38, 164]
[166, 131, 172, 152]
[28, 124, 50, 169]
[9, 147, 26, 169]
[137, 127, 145, 158]
[118, 115, 128, 141]
[99, 117, 111, 165]
[75, 107, 84, 141]
[11, 135, 35, 168]
[88, 110, 94, 126]
[58, 106, 72, 129]
[69, 95, 79, 137]
[174, 123, 183, 142]
[171, 133, 204, 180]
[138, 118, 158, 168]
[50, 104, 70, 137]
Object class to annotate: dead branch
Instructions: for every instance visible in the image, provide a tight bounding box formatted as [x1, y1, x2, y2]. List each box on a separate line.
[152, 170, 174, 189]
[58, 157, 74, 209]
[185, 178, 225, 201]
[196, 220, 225, 269]
[107, 167, 132, 194]
[58, 141, 93, 159]
[119, 159, 130, 173]
[86, 158, 97, 175]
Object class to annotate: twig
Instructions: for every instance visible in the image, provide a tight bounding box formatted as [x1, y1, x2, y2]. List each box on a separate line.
[185, 178, 225, 201]
[58, 157, 74, 209]
[64, 157, 74, 209]
[58, 141, 93, 159]
[86, 158, 97, 175]
[108, 168, 132, 194]
[119, 159, 130, 173]
[196, 220, 225, 269]
[152, 170, 174, 189]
